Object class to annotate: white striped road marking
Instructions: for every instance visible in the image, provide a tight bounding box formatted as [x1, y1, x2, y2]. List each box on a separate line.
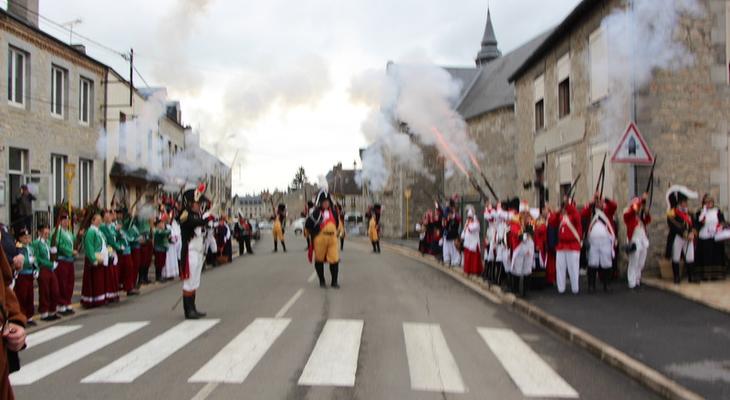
[403, 322, 466, 393]
[26, 325, 82, 349]
[298, 319, 363, 387]
[275, 289, 303, 318]
[191, 382, 219, 400]
[307, 271, 316, 283]
[10, 322, 148, 385]
[188, 318, 290, 383]
[478, 327, 579, 398]
[82, 319, 219, 383]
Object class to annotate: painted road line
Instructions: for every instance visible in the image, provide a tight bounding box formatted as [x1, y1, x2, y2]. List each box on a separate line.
[189, 318, 290, 383]
[298, 319, 363, 387]
[307, 272, 316, 283]
[190, 382, 219, 400]
[275, 289, 303, 318]
[26, 325, 82, 349]
[478, 327, 579, 398]
[10, 322, 149, 385]
[82, 319, 219, 383]
[403, 322, 466, 393]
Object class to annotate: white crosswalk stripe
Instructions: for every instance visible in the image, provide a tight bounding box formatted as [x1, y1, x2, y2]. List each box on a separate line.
[188, 318, 290, 383]
[298, 319, 363, 387]
[403, 322, 466, 393]
[478, 327, 579, 398]
[25, 325, 82, 349]
[10, 322, 149, 386]
[82, 319, 219, 383]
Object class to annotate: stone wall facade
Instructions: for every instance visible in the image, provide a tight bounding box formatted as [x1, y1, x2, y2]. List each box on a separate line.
[0, 13, 105, 225]
[512, 0, 730, 271]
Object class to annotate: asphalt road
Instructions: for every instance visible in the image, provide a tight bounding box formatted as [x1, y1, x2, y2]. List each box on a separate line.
[12, 232, 659, 400]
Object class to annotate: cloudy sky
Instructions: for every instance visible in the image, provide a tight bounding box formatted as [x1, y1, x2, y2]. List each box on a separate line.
[21, 0, 579, 195]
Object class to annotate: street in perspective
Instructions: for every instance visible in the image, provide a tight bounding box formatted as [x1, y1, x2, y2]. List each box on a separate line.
[1, 0, 730, 399]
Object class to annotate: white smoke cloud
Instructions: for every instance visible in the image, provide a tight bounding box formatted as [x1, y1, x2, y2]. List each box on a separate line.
[350, 63, 479, 192]
[152, 0, 214, 95]
[598, 0, 702, 142]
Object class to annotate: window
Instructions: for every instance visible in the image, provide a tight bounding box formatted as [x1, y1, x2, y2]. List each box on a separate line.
[7, 47, 27, 106]
[590, 145, 613, 199]
[168, 140, 173, 167]
[51, 65, 67, 117]
[557, 53, 571, 118]
[534, 74, 545, 132]
[79, 77, 93, 125]
[350, 197, 356, 208]
[726, 2, 730, 83]
[51, 154, 67, 205]
[79, 159, 93, 207]
[589, 27, 608, 102]
[118, 112, 127, 161]
[558, 153, 573, 198]
[558, 79, 570, 118]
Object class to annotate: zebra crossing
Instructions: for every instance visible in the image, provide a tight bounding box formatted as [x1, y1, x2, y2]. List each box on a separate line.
[13, 318, 579, 398]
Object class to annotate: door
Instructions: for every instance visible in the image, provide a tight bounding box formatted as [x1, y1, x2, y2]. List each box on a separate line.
[8, 147, 29, 226]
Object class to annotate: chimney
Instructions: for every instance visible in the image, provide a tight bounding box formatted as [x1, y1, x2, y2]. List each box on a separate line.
[71, 44, 86, 54]
[7, 0, 40, 28]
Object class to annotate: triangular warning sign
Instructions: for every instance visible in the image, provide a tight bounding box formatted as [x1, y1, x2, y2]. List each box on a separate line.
[611, 122, 653, 165]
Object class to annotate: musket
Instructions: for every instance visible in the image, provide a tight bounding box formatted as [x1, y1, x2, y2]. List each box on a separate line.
[125, 190, 146, 230]
[567, 173, 582, 203]
[479, 172, 499, 201]
[644, 155, 658, 215]
[590, 154, 607, 217]
[50, 202, 62, 262]
[74, 186, 104, 250]
[468, 174, 488, 200]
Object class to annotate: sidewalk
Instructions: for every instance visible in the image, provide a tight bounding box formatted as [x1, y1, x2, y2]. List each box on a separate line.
[384, 238, 729, 400]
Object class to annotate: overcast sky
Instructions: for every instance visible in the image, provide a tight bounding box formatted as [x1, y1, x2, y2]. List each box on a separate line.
[20, 0, 580, 195]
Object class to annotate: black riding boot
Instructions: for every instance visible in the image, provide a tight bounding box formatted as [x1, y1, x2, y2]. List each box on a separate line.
[282, 242, 287, 252]
[183, 297, 199, 320]
[376, 241, 381, 253]
[372, 242, 377, 252]
[587, 268, 597, 292]
[687, 263, 699, 283]
[672, 262, 681, 284]
[192, 293, 206, 317]
[274, 241, 278, 252]
[330, 263, 340, 289]
[600, 269, 610, 292]
[315, 263, 326, 288]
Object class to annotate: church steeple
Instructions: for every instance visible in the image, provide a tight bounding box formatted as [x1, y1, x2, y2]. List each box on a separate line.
[475, 8, 501, 66]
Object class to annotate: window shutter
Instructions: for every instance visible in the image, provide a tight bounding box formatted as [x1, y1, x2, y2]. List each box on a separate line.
[558, 53, 571, 83]
[534, 74, 545, 102]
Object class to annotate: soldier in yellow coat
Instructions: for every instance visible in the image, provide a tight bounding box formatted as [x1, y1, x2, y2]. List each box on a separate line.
[272, 203, 287, 253]
[306, 190, 341, 288]
[368, 204, 382, 253]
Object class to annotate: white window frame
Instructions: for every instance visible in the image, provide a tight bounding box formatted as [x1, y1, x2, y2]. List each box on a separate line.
[7, 47, 27, 107]
[79, 77, 93, 125]
[51, 154, 67, 205]
[79, 159, 93, 207]
[51, 65, 67, 118]
[557, 52, 571, 119]
[589, 27, 609, 103]
[534, 74, 545, 132]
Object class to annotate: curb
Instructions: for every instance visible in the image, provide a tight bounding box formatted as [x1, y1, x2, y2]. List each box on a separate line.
[642, 277, 730, 315]
[380, 240, 703, 400]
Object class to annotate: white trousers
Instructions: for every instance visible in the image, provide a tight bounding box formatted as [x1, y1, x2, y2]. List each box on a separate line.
[510, 240, 534, 276]
[443, 240, 461, 266]
[588, 236, 614, 269]
[183, 250, 204, 292]
[672, 236, 695, 263]
[556, 250, 580, 294]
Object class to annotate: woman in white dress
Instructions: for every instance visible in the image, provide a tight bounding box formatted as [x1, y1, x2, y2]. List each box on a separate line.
[162, 213, 182, 280]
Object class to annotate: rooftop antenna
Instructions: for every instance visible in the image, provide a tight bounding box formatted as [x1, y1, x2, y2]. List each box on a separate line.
[61, 18, 83, 44]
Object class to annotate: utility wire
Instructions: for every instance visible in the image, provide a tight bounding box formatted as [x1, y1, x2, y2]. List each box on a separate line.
[0, 0, 127, 58]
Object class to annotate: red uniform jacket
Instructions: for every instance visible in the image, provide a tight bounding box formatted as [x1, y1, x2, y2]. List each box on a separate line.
[623, 200, 651, 241]
[548, 203, 582, 251]
[581, 199, 618, 235]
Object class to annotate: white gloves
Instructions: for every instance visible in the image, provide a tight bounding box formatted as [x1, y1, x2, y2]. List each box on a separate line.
[28, 255, 36, 265]
[33, 269, 39, 279]
[52, 261, 58, 271]
[50, 246, 58, 254]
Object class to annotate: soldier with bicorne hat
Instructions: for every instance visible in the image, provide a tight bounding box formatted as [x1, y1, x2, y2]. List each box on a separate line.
[665, 185, 699, 284]
[306, 189, 342, 288]
[179, 183, 210, 319]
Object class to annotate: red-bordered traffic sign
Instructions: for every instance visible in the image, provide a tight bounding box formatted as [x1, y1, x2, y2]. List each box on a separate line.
[611, 122, 654, 165]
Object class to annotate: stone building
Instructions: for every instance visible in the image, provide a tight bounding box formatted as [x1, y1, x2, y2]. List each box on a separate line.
[370, 9, 549, 238]
[326, 162, 367, 219]
[0, 1, 105, 227]
[508, 0, 730, 269]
